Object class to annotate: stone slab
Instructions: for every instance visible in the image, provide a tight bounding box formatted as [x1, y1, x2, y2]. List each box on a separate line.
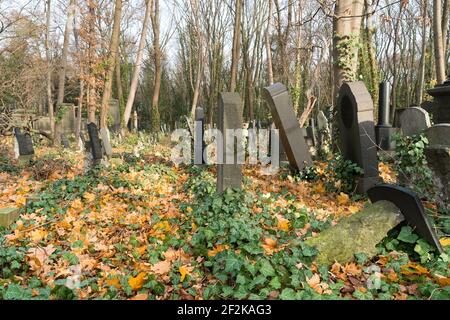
[399, 107, 431, 136]
[262, 83, 312, 172]
[100, 127, 113, 157]
[0, 207, 20, 227]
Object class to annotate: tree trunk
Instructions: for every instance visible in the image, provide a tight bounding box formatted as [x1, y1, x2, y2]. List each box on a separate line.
[150, 0, 161, 133]
[265, 0, 274, 86]
[417, 0, 428, 105]
[54, 0, 76, 145]
[123, 0, 151, 130]
[229, 0, 241, 92]
[390, 2, 404, 121]
[99, 0, 123, 129]
[433, 0, 446, 84]
[45, 0, 54, 139]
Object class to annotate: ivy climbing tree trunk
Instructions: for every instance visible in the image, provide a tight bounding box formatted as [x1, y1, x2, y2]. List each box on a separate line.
[150, 0, 161, 133]
[332, 0, 364, 104]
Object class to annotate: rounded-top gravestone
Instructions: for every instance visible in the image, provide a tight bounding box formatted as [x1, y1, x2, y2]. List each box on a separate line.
[399, 107, 431, 136]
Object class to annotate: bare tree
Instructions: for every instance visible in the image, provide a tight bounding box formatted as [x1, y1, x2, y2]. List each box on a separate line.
[433, 0, 446, 84]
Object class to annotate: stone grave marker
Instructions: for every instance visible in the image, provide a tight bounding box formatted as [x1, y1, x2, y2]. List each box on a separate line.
[194, 107, 205, 165]
[262, 83, 312, 172]
[337, 81, 381, 194]
[376, 82, 398, 151]
[108, 99, 121, 132]
[427, 74, 450, 124]
[368, 184, 443, 253]
[100, 127, 113, 157]
[87, 123, 103, 165]
[78, 133, 85, 152]
[13, 128, 34, 164]
[60, 103, 76, 134]
[317, 110, 330, 153]
[0, 207, 20, 227]
[217, 93, 243, 193]
[61, 134, 70, 149]
[399, 107, 431, 136]
[424, 124, 450, 211]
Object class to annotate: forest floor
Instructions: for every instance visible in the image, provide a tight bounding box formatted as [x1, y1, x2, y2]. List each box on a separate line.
[0, 134, 449, 300]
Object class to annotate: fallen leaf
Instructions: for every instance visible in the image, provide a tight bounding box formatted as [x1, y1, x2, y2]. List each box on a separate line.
[152, 260, 171, 275]
[128, 272, 147, 291]
[337, 193, 349, 205]
[401, 263, 429, 276]
[106, 277, 122, 290]
[179, 265, 192, 282]
[440, 238, 450, 247]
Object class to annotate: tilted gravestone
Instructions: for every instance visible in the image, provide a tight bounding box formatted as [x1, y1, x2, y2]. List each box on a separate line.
[337, 81, 381, 194]
[424, 124, 450, 211]
[194, 107, 205, 165]
[368, 184, 443, 253]
[13, 128, 34, 164]
[262, 83, 312, 172]
[100, 127, 113, 157]
[87, 123, 103, 164]
[217, 93, 243, 193]
[399, 107, 431, 137]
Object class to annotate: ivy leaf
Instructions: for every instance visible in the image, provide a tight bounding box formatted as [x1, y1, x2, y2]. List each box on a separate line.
[397, 226, 419, 244]
[279, 288, 296, 300]
[259, 259, 275, 277]
[269, 276, 281, 290]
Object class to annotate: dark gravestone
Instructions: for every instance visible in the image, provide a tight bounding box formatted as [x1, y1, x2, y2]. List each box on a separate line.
[337, 82, 381, 193]
[194, 107, 205, 165]
[376, 82, 398, 151]
[306, 118, 317, 147]
[217, 93, 243, 193]
[399, 107, 431, 136]
[14, 128, 34, 156]
[262, 83, 312, 172]
[87, 123, 103, 162]
[420, 101, 434, 114]
[424, 124, 450, 210]
[368, 184, 443, 253]
[61, 134, 70, 149]
[427, 74, 450, 124]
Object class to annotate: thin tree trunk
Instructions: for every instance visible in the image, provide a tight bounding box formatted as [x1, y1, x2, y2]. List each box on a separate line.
[442, 0, 449, 56]
[433, 0, 446, 84]
[229, 0, 241, 92]
[150, 0, 161, 132]
[45, 0, 54, 139]
[115, 52, 123, 107]
[391, 2, 404, 121]
[100, 0, 123, 129]
[123, 0, 151, 130]
[54, 0, 76, 144]
[417, 0, 428, 105]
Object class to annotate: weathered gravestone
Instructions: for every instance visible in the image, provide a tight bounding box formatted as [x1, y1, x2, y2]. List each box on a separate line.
[262, 83, 312, 172]
[33, 116, 51, 134]
[61, 134, 70, 149]
[316, 110, 330, 153]
[0, 207, 20, 227]
[194, 107, 205, 165]
[376, 82, 398, 151]
[60, 103, 76, 134]
[337, 81, 381, 193]
[424, 124, 450, 211]
[427, 74, 450, 124]
[100, 127, 113, 157]
[13, 128, 34, 164]
[108, 99, 121, 133]
[305, 184, 443, 265]
[87, 123, 103, 165]
[399, 107, 431, 137]
[217, 93, 243, 193]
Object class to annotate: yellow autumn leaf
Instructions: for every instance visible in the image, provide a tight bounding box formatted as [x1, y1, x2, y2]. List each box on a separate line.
[83, 192, 96, 203]
[348, 205, 359, 214]
[337, 193, 349, 205]
[15, 196, 27, 207]
[313, 182, 326, 194]
[439, 238, 450, 247]
[29, 229, 47, 243]
[401, 263, 429, 276]
[179, 266, 191, 282]
[277, 217, 290, 231]
[128, 272, 147, 291]
[106, 277, 122, 289]
[186, 207, 193, 213]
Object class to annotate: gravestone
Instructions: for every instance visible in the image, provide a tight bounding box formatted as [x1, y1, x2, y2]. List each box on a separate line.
[108, 99, 121, 132]
[100, 127, 113, 157]
[87, 123, 103, 164]
[33, 116, 51, 134]
[420, 101, 434, 114]
[133, 111, 138, 132]
[217, 93, 243, 193]
[337, 81, 381, 193]
[376, 82, 398, 151]
[424, 124, 450, 211]
[270, 122, 288, 165]
[60, 103, 76, 134]
[13, 128, 34, 164]
[194, 107, 205, 165]
[61, 134, 70, 149]
[78, 133, 85, 152]
[262, 83, 312, 172]
[0, 207, 20, 227]
[399, 107, 431, 136]
[368, 184, 443, 253]
[393, 108, 407, 128]
[317, 110, 330, 153]
[427, 74, 450, 124]
[306, 118, 317, 147]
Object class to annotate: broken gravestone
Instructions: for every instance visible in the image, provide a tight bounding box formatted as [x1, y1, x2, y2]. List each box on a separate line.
[337, 81, 381, 194]
[305, 201, 403, 265]
[305, 184, 443, 265]
[0, 207, 20, 227]
[217, 93, 243, 193]
[13, 128, 34, 165]
[399, 107, 431, 137]
[424, 124, 450, 211]
[262, 83, 312, 172]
